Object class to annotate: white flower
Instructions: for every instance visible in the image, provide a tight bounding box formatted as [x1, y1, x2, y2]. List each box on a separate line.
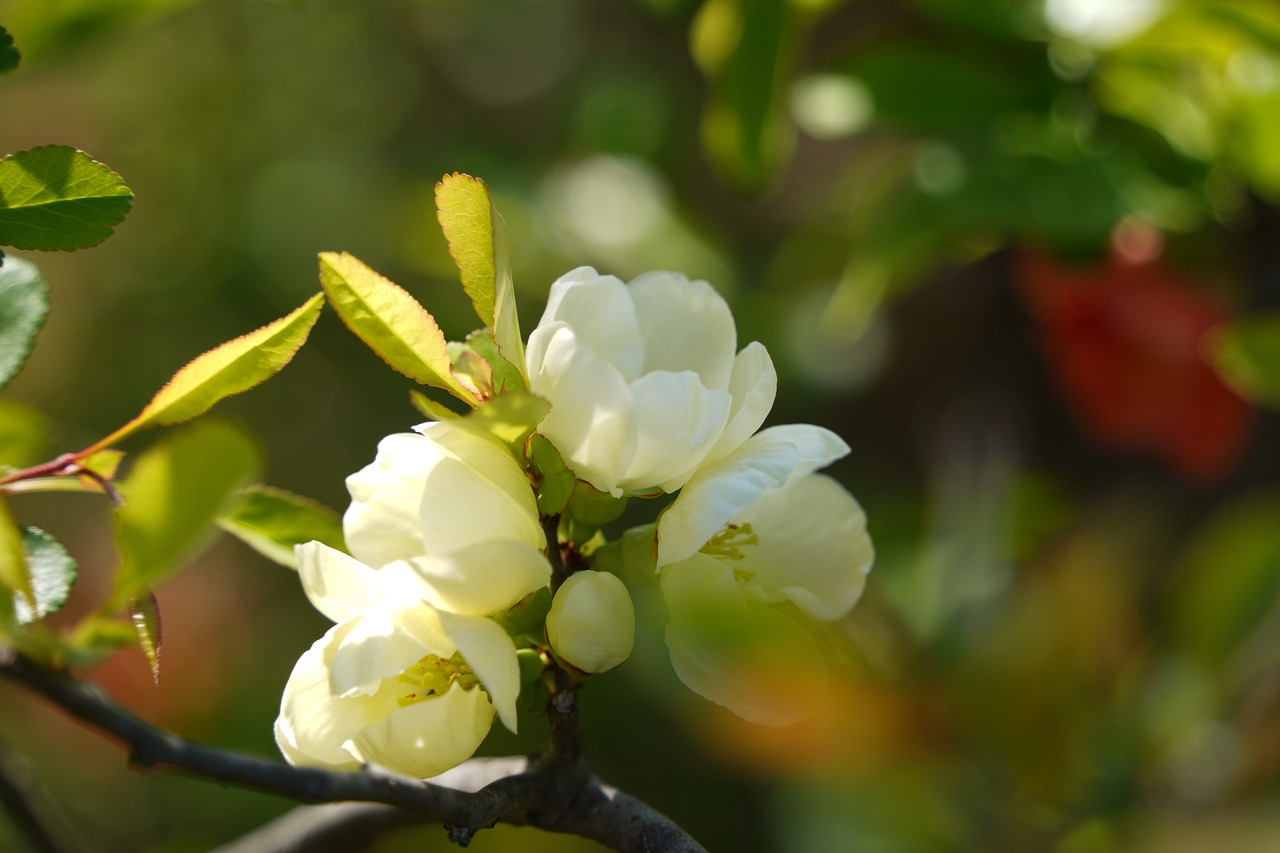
[525, 267, 777, 497]
[654, 427, 873, 725]
[275, 544, 524, 778]
[546, 570, 635, 673]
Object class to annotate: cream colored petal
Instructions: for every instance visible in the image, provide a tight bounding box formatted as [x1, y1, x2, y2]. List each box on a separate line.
[534, 267, 644, 380]
[438, 610, 521, 734]
[344, 432, 438, 568]
[655, 424, 850, 568]
[619, 371, 731, 494]
[409, 540, 551, 616]
[629, 271, 737, 392]
[735, 474, 873, 621]
[351, 683, 495, 779]
[296, 542, 386, 624]
[702, 342, 777, 467]
[327, 606, 441, 699]
[528, 323, 638, 495]
[275, 622, 371, 771]
[546, 571, 635, 673]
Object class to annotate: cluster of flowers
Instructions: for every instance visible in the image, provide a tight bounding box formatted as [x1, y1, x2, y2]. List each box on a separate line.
[275, 268, 874, 778]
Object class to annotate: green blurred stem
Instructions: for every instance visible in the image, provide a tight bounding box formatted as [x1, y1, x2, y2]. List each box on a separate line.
[0, 646, 706, 852]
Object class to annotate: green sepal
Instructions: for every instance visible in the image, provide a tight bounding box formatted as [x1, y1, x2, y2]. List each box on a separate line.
[0, 255, 49, 392]
[562, 480, 628, 547]
[0, 146, 133, 251]
[218, 484, 346, 569]
[489, 586, 553, 644]
[409, 389, 461, 422]
[129, 592, 162, 684]
[516, 647, 547, 686]
[526, 434, 575, 517]
[589, 523, 659, 587]
[12, 527, 77, 624]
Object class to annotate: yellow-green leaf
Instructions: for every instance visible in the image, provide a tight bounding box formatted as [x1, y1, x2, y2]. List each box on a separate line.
[218, 484, 345, 569]
[318, 251, 477, 405]
[435, 173, 526, 384]
[409, 389, 461, 421]
[129, 592, 162, 684]
[0, 495, 32, 614]
[13, 527, 77, 624]
[1208, 311, 1280, 409]
[454, 392, 550, 454]
[96, 294, 323, 449]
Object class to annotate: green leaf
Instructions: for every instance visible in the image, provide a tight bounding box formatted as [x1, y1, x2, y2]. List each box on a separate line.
[0, 398, 50, 469]
[435, 174, 526, 383]
[65, 615, 139, 669]
[455, 392, 550, 453]
[13, 527, 77, 624]
[129, 592, 162, 683]
[465, 331, 524, 396]
[409, 389, 461, 421]
[110, 419, 260, 607]
[527, 434, 575, 517]
[0, 26, 19, 74]
[0, 146, 133, 251]
[0, 255, 49, 391]
[1208, 312, 1280, 409]
[95, 293, 323, 449]
[318, 251, 477, 404]
[0, 496, 33, 613]
[218, 484, 345, 569]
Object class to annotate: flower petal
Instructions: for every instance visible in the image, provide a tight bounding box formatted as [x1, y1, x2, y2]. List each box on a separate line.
[705, 342, 777, 465]
[344, 432, 437, 568]
[629, 271, 737, 392]
[655, 424, 850, 567]
[438, 610, 521, 734]
[735, 474, 873, 621]
[351, 683, 495, 779]
[410, 540, 551, 616]
[620, 371, 731, 494]
[533, 267, 643, 380]
[275, 622, 372, 771]
[296, 542, 386, 624]
[327, 605, 441, 698]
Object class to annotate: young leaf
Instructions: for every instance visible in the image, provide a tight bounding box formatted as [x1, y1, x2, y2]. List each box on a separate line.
[435, 174, 526, 383]
[0, 27, 19, 75]
[318, 251, 478, 405]
[129, 592, 162, 684]
[409, 389, 461, 422]
[94, 293, 323, 450]
[110, 419, 260, 607]
[1208, 312, 1280, 409]
[13, 527, 77, 624]
[0, 255, 50, 391]
[455, 392, 551, 452]
[218, 484, 345, 569]
[0, 146, 133, 251]
[466, 331, 525, 396]
[0, 496, 33, 609]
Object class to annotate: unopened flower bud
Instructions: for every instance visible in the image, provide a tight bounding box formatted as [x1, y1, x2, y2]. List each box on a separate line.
[546, 571, 635, 673]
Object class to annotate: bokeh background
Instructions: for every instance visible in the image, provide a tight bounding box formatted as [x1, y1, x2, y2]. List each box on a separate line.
[3, 0, 1280, 850]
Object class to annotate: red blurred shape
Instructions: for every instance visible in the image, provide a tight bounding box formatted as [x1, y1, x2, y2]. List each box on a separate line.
[1014, 231, 1253, 483]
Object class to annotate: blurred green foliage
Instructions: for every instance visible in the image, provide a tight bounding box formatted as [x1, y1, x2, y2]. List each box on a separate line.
[3, 0, 1280, 850]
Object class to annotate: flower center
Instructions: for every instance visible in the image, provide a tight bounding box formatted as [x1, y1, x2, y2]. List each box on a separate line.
[396, 653, 481, 707]
[701, 523, 760, 581]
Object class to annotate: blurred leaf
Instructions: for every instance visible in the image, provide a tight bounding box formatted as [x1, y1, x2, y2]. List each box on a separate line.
[409, 389, 461, 421]
[0, 495, 33, 612]
[129, 592, 162, 683]
[0, 398, 50, 469]
[0, 255, 49, 391]
[65, 615, 139, 669]
[110, 419, 260, 608]
[1171, 493, 1280, 666]
[527, 434, 574, 516]
[435, 173, 526, 379]
[218, 484, 345, 569]
[0, 0, 200, 63]
[0, 26, 19, 74]
[13, 527, 77, 624]
[1209, 311, 1280, 408]
[96, 293, 324, 449]
[0, 146, 133, 251]
[455, 392, 550, 452]
[318, 251, 477, 404]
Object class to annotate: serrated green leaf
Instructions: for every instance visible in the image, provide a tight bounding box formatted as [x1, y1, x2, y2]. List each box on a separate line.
[435, 174, 526, 383]
[454, 392, 550, 454]
[1208, 312, 1280, 409]
[0, 146, 133, 251]
[13, 527, 77, 624]
[110, 420, 260, 608]
[409, 389, 461, 422]
[0, 26, 19, 75]
[527, 434, 575, 517]
[0, 496, 33, 613]
[318, 251, 477, 405]
[129, 592, 162, 683]
[466, 331, 524, 396]
[95, 294, 323, 450]
[0, 398, 50, 469]
[0, 255, 49, 391]
[218, 484, 345, 569]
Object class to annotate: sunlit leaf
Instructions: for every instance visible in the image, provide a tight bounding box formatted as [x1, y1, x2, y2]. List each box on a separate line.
[95, 293, 323, 449]
[0, 146, 133, 251]
[0, 398, 50, 469]
[13, 527, 77, 624]
[218, 484, 345, 569]
[1208, 312, 1280, 409]
[0, 26, 19, 74]
[435, 173, 526, 381]
[129, 592, 162, 684]
[409, 389, 461, 422]
[0, 495, 33, 610]
[527, 434, 574, 516]
[0, 255, 49, 391]
[465, 331, 524, 396]
[455, 392, 551, 452]
[110, 420, 260, 607]
[318, 251, 477, 404]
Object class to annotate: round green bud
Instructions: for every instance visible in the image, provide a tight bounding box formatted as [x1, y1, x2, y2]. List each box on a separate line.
[546, 570, 635, 674]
